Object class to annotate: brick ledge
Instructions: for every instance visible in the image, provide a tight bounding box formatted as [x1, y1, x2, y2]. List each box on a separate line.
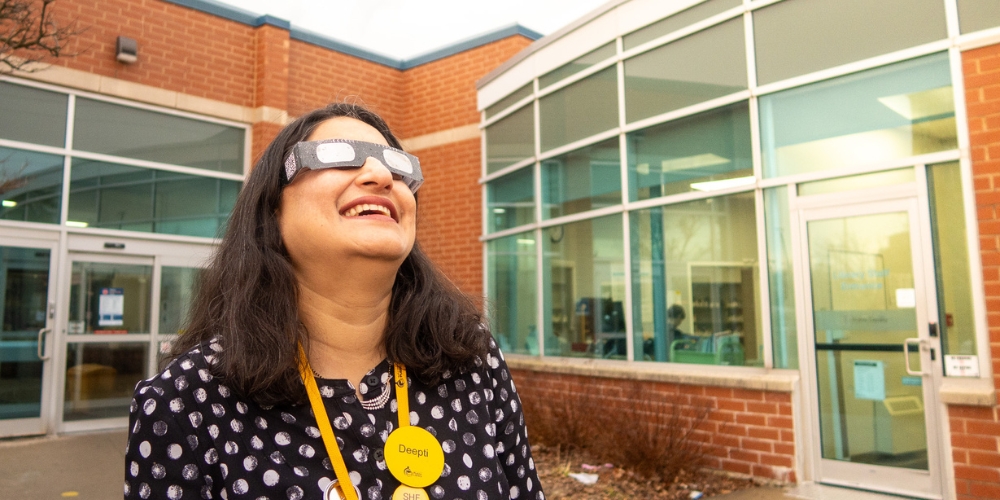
[939, 377, 996, 406]
[505, 355, 799, 392]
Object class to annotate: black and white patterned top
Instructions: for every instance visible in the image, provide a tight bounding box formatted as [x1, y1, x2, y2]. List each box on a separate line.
[123, 339, 543, 500]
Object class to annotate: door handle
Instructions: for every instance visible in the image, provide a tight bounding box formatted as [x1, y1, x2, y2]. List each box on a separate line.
[903, 337, 926, 376]
[37, 328, 51, 361]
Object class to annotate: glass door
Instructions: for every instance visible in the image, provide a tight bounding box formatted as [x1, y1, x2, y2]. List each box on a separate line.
[0, 242, 57, 437]
[61, 254, 153, 427]
[800, 198, 942, 498]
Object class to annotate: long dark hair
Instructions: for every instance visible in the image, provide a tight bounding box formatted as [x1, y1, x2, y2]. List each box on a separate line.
[171, 103, 490, 406]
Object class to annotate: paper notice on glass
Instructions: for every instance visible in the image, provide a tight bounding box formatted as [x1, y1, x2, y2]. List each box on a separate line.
[98, 287, 124, 326]
[853, 360, 886, 401]
[896, 288, 916, 308]
[944, 355, 980, 377]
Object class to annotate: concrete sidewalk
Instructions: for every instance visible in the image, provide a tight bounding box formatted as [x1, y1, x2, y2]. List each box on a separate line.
[0, 431, 916, 500]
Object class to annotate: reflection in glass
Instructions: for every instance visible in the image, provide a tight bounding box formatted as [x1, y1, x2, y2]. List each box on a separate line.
[958, 0, 1000, 34]
[927, 162, 977, 361]
[623, 0, 741, 50]
[539, 42, 616, 89]
[488, 233, 537, 355]
[543, 216, 625, 358]
[0, 82, 67, 147]
[0, 147, 63, 224]
[764, 187, 797, 369]
[798, 169, 914, 197]
[631, 192, 759, 364]
[540, 67, 618, 152]
[485, 105, 534, 174]
[542, 138, 620, 219]
[63, 342, 146, 421]
[760, 53, 956, 178]
[73, 98, 245, 174]
[487, 167, 534, 233]
[753, 0, 947, 85]
[808, 212, 927, 470]
[628, 103, 751, 201]
[0, 246, 50, 420]
[160, 267, 202, 335]
[624, 18, 746, 123]
[68, 261, 152, 335]
[485, 83, 533, 119]
[68, 159, 240, 237]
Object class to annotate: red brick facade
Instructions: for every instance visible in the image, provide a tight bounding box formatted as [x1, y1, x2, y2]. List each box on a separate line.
[957, 42, 1000, 500]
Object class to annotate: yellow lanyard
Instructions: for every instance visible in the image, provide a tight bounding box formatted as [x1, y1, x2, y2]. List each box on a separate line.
[298, 346, 413, 500]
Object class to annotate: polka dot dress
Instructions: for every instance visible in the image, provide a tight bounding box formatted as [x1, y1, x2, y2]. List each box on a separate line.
[123, 339, 543, 500]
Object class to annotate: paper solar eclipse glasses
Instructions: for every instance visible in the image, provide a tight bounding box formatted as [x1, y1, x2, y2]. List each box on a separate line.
[283, 139, 423, 193]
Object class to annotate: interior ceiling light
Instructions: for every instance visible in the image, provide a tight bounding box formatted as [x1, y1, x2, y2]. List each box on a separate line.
[878, 87, 954, 120]
[1, 200, 16, 207]
[66, 221, 89, 227]
[660, 153, 731, 172]
[690, 176, 755, 192]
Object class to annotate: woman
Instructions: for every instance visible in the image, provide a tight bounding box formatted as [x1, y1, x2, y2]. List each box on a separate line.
[124, 103, 543, 500]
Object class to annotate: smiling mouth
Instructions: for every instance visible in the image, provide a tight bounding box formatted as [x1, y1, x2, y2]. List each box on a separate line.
[343, 203, 392, 219]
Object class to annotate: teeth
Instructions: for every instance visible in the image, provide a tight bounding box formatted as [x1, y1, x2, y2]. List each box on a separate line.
[344, 203, 391, 218]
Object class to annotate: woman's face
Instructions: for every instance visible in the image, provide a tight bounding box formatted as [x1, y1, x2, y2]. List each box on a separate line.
[278, 117, 417, 269]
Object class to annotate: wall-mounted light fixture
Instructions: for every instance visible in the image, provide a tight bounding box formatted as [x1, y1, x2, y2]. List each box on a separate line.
[116, 36, 138, 64]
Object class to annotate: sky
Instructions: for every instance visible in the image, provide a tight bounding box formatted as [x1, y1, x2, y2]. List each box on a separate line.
[212, 0, 610, 60]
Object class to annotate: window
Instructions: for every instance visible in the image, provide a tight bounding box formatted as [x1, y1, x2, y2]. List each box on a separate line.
[764, 186, 797, 369]
[760, 53, 955, 178]
[487, 167, 534, 233]
[753, 0, 947, 85]
[74, 98, 245, 174]
[539, 67, 618, 152]
[957, 0, 1000, 34]
[543, 215, 625, 358]
[623, 0, 741, 51]
[628, 102, 751, 201]
[539, 42, 616, 89]
[631, 192, 761, 365]
[488, 232, 537, 355]
[0, 147, 63, 224]
[542, 138, 620, 219]
[0, 82, 67, 147]
[624, 17, 746, 123]
[485, 83, 532, 119]
[485, 105, 534, 174]
[159, 266, 202, 335]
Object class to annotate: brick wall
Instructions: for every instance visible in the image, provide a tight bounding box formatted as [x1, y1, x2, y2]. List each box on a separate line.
[511, 369, 797, 483]
[957, 42, 1000, 500]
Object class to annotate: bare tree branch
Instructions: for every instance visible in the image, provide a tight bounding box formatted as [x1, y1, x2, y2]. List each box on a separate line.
[0, 0, 84, 73]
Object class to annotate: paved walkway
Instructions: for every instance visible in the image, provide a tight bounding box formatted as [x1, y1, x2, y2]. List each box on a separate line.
[1, 431, 918, 500]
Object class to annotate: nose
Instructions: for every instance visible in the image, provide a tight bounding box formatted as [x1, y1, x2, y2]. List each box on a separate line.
[356, 156, 394, 191]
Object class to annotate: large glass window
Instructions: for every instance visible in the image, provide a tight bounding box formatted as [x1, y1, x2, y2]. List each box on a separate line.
[542, 138, 620, 219]
[67, 261, 152, 335]
[623, 0, 741, 51]
[488, 232, 537, 355]
[63, 342, 146, 421]
[485, 105, 534, 174]
[764, 186, 797, 369]
[73, 98, 245, 174]
[485, 83, 532, 119]
[753, 0, 947, 85]
[159, 266, 201, 335]
[67, 159, 239, 237]
[539, 42, 616, 89]
[631, 192, 761, 365]
[958, 0, 1000, 33]
[487, 167, 534, 233]
[539, 67, 618, 152]
[628, 102, 751, 201]
[760, 53, 955, 179]
[624, 17, 746, 123]
[927, 162, 978, 363]
[0, 147, 63, 224]
[543, 215, 625, 358]
[0, 82, 67, 147]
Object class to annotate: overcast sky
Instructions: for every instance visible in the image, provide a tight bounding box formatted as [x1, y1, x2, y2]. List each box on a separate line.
[213, 0, 610, 60]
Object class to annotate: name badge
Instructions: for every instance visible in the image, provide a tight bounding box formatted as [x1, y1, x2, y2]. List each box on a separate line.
[383, 426, 445, 488]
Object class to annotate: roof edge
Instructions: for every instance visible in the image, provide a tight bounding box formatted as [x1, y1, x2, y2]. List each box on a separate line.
[476, 0, 626, 89]
[162, 0, 541, 70]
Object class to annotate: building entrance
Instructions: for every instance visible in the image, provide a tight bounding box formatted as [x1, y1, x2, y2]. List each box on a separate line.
[797, 196, 944, 499]
[0, 237, 58, 438]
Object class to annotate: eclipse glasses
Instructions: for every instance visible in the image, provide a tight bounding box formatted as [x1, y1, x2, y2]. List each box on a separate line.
[283, 139, 423, 193]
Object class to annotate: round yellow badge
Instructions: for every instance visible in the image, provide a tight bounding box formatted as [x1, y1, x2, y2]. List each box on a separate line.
[383, 426, 445, 488]
[391, 485, 429, 500]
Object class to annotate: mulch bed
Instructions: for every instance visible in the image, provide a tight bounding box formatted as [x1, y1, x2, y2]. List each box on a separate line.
[533, 444, 758, 500]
